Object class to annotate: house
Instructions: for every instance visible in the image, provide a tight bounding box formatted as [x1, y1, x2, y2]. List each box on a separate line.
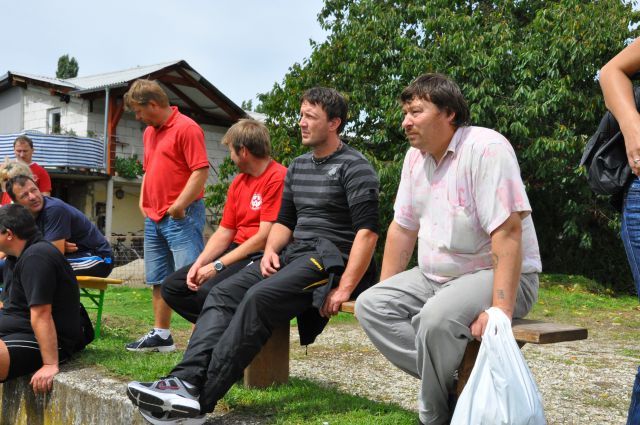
[0, 60, 247, 241]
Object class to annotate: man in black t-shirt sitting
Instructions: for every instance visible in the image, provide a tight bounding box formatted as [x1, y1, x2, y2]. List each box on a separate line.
[0, 204, 90, 392]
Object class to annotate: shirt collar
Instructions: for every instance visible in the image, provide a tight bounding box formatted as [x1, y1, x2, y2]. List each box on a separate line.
[447, 126, 467, 156]
[157, 106, 179, 130]
[421, 127, 466, 163]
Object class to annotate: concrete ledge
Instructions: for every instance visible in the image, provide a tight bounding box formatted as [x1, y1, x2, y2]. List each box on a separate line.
[0, 364, 146, 425]
[0, 363, 266, 424]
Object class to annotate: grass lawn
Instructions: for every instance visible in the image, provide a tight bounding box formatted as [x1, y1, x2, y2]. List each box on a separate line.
[79, 286, 414, 424]
[76, 275, 638, 424]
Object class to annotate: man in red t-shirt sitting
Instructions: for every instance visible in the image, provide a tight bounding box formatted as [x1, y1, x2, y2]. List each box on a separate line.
[160, 119, 286, 325]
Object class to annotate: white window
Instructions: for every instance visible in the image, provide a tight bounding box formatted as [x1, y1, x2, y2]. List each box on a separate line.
[47, 108, 61, 133]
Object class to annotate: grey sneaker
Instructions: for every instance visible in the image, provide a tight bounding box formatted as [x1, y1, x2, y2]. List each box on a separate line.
[127, 376, 201, 417]
[139, 408, 205, 425]
[126, 330, 176, 352]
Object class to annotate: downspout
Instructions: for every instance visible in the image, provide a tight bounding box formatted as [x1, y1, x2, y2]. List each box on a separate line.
[103, 87, 114, 240]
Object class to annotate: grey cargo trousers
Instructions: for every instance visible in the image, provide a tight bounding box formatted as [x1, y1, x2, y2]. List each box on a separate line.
[355, 267, 539, 425]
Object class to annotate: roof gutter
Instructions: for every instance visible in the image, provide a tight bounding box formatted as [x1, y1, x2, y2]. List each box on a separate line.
[71, 82, 128, 96]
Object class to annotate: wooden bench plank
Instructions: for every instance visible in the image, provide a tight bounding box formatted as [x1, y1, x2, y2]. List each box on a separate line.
[245, 300, 589, 396]
[511, 319, 588, 344]
[341, 301, 588, 344]
[339, 301, 355, 314]
[76, 276, 124, 290]
[340, 300, 588, 396]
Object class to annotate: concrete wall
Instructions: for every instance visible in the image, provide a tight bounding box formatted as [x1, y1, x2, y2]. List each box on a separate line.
[0, 368, 148, 425]
[92, 178, 145, 235]
[0, 86, 23, 133]
[22, 86, 89, 136]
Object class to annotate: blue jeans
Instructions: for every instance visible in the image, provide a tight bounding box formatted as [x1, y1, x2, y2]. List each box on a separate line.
[622, 177, 640, 299]
[144, 200, 205, 285]
[629, 366, 640, 425]
[621, 178, 640, 424]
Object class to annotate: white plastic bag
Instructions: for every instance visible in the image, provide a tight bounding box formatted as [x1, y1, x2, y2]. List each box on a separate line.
[450, 307, 546, 425]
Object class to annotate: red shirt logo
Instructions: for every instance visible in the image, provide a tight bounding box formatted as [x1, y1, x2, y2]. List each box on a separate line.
[250, 193, 263, 211]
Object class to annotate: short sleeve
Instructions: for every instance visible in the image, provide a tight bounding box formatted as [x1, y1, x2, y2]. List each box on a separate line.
[259, 178, 285, 222]
[180, 125, 209, 171]
[31, 164, 52, 193]
[472, 142, 532, 234]
[20, 253, 57, 306]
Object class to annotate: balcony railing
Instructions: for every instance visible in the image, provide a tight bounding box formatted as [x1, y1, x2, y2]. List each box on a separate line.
[0, 131, 105, 171]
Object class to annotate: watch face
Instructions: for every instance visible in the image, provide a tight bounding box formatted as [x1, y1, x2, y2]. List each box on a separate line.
[214, 261, 224, 271]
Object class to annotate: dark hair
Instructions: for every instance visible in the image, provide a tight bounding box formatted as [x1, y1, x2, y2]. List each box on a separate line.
[400, 73, 470, 127]
[222, 119, 271, 158]
[13, 135, 34, 149]
[6, 175, 36, 202]
[301, 87, 348, 133]
[0, 204, 39, 240]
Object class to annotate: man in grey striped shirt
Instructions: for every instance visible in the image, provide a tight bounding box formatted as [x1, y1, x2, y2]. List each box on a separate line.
[127, 87, 380, 423]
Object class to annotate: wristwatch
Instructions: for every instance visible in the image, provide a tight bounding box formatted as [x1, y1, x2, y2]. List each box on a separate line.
[213, 259, 225, 272]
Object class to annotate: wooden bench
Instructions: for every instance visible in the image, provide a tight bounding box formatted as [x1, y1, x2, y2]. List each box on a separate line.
[76, 276, 124, 338]
[244, 301, 588, 395]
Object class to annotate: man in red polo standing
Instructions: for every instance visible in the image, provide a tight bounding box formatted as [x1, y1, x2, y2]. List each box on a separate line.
[124, 79, 208, 352]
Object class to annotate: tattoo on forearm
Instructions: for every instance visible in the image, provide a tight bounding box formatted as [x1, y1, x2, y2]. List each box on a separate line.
[496, 289, 505, 300]
[492, 253, 499, 268]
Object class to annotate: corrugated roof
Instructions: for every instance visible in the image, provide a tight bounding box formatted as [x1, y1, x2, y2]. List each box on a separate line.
[67, 60, 183, 91]
[1, 60, 246, 125]
[5, 71, 77, 89]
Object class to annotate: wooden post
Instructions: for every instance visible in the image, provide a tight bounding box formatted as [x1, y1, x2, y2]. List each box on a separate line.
[243, 324, 290, 388]
[456, 340, 480, 395]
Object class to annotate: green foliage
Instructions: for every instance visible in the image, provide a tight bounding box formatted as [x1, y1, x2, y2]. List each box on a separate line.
[241, 99, 254, 111]
[248, 0, 640, 292]
[114, 155, 144, 179]
[204, 157, 237, 223]
[56, 54, 79, 79]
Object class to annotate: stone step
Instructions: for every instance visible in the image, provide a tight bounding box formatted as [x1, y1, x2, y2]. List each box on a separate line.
[0, 364, 265, 424]
[0, 365, 147, 424]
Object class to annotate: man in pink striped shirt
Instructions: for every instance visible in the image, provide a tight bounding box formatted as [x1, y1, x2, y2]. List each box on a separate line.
[356, 73, 542, 425]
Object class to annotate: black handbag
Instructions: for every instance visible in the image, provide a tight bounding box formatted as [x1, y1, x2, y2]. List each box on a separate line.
[580, 86, 640, 196]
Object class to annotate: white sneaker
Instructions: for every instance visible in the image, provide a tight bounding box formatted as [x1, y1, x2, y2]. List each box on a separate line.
[139, 409, 205, 424]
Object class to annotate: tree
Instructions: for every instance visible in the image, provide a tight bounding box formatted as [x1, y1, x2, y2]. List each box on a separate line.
[211, 0, 640, 291]
[56, 54, 79, 79]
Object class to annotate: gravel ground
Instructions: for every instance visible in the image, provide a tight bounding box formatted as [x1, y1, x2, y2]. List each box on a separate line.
[111, 262, 636, 424]
[289, 323, 637, 425]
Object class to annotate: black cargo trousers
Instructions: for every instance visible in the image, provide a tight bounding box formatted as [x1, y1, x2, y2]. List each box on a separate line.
[169, 238, 344, 413]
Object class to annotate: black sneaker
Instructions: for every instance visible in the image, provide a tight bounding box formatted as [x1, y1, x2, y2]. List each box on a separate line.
[126, 330, 176, 352]
[127, 376, 201, 417]
[139, 408, 205, 425]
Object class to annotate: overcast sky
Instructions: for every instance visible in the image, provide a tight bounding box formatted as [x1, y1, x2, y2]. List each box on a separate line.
[1, 0, 328, 106]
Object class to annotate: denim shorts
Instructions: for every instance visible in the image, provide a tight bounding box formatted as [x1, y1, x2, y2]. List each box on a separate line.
[144, 200, 205, 285]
